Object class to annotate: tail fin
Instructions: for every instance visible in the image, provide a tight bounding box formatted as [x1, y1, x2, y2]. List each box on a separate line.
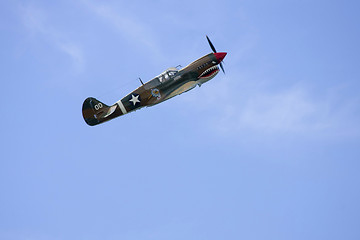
[82, 97, 110, 126]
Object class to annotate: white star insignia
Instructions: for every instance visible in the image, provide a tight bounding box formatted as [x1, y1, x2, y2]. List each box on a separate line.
[129, 94, 140, 106]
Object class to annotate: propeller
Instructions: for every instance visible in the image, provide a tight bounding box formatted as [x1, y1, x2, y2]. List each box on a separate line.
[206, 35, 225, 74]
[219, 59, 225, 74]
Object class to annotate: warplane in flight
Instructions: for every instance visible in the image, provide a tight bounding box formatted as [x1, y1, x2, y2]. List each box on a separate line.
[82, 36, 227, 126]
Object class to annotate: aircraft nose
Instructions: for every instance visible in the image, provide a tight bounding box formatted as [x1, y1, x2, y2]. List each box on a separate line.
[214, 52, 227, 63]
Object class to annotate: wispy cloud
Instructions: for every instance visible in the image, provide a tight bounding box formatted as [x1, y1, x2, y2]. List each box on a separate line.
[237, 87, 323, 132]
[19, 4, 85, 72]
[180, 76, 360, 139]
[81, 0, 162, 58]
[59, 43, 84, 71]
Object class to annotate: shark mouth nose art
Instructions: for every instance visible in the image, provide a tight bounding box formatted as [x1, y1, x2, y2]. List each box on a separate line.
[199, 65, 220, 79]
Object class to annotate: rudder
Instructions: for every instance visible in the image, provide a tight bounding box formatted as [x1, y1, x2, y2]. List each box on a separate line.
[82, 97, 110, 126]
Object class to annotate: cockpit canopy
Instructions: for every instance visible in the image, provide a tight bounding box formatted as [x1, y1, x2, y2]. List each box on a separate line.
[144, 67, 179, 89]
[157, 67, 178, 83]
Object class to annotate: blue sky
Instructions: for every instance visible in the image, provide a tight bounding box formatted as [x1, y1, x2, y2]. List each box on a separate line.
[1, 0, 360, 239]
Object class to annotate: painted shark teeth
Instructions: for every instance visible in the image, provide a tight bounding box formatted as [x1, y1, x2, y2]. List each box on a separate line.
[199, 65, 220, 78]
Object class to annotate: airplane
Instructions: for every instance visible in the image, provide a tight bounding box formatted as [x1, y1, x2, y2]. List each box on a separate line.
[82, 36, 227, 126]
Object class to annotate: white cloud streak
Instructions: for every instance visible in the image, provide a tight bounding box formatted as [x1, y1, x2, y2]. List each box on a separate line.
[19, 4, 84, 71]
[238, 87, 327, 132]
[180, 76, 360, 139]
[81, 0, 162, 58]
